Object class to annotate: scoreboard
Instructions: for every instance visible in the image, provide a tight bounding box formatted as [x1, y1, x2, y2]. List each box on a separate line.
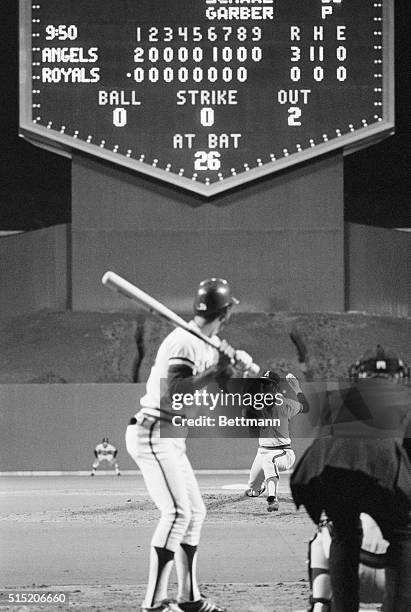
[19, 0, 394, 196]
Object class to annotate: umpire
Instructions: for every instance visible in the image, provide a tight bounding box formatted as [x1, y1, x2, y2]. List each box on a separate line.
[290, 358, 411, 612]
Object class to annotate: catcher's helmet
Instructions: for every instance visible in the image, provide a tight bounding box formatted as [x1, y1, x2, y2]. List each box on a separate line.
[348, 345, 410, 384]
[194, 278, 239, 320]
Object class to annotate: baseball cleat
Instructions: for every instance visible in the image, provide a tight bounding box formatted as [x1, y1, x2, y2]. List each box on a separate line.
[244, 488, 256, 497]
[179, 598, 226, 612]
[267, 496, 279, 512]
[141, 599, 184, 612]
[244, 483, 266, 497]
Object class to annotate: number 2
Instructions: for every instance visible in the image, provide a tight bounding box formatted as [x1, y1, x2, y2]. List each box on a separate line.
[288, 107, 302, 126]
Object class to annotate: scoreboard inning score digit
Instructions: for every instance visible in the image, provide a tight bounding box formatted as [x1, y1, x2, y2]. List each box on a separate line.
[19, 0, 394, 196]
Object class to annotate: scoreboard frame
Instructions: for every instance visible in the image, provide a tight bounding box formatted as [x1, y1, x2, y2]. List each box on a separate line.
[19, 0, 394, 197]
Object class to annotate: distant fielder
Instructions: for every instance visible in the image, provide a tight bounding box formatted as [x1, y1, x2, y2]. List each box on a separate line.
[245, 370, 309, 511]
[91, 437, 121, 476]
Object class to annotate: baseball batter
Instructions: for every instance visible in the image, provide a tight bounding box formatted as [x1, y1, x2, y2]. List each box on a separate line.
[245, 370, 309, 511]
[90, 437, 121, 476]
[125, 278, 254, 612]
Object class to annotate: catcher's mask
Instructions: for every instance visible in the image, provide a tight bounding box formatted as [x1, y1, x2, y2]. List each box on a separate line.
[194, 278, 239, 321]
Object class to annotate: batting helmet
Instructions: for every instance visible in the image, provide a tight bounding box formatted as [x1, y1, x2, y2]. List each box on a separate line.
[194, 278, 239, 320]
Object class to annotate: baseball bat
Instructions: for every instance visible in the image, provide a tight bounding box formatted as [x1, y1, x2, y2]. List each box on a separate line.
[101, 270, 260, 375]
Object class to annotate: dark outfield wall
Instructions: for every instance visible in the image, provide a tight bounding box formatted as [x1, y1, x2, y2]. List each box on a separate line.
[71, 154, 344, 313]
[0, 384, 314, 471]
[345, 224, 410, 317]
[0, 222, 408, 319]
[0, 225, 69, 318]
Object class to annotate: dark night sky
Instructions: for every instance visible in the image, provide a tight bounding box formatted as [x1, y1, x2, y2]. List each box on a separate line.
[1, 2, 410, 231]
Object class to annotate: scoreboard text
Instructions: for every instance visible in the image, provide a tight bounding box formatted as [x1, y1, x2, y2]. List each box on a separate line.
[20, 0, 394, 195]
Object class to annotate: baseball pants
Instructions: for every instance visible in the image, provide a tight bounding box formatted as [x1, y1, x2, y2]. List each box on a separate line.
[248, 447, 295, 493]
[92, 457, 117, 469]
[125, 419, 206, 552]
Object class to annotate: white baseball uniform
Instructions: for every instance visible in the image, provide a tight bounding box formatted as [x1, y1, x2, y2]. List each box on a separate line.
[91, 441, 120, 475]
[247, 395, 304, 494]
[125, 321, 220, 608]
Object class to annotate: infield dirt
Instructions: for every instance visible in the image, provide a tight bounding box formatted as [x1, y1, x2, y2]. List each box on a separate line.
[0, 476, 382, 612]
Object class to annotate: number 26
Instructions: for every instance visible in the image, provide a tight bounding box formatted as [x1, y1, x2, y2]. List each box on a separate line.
[194, 151, 221, 171]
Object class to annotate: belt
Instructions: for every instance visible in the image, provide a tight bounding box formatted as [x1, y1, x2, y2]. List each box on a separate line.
[260, 445, 291, 450]
[129, 414, 158, 427]
[128, 411, 175, 427]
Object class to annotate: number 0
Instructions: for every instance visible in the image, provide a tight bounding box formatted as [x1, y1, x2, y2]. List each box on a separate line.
[200, 107, 215, 127]
[113, 108, 127, 127]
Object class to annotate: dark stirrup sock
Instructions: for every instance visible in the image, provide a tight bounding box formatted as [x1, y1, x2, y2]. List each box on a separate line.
[147, 547, 175, 607]
[179, 543, 198, 601]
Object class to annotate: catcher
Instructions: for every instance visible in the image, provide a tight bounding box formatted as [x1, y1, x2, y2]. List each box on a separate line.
[307, 513, 388, 611]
